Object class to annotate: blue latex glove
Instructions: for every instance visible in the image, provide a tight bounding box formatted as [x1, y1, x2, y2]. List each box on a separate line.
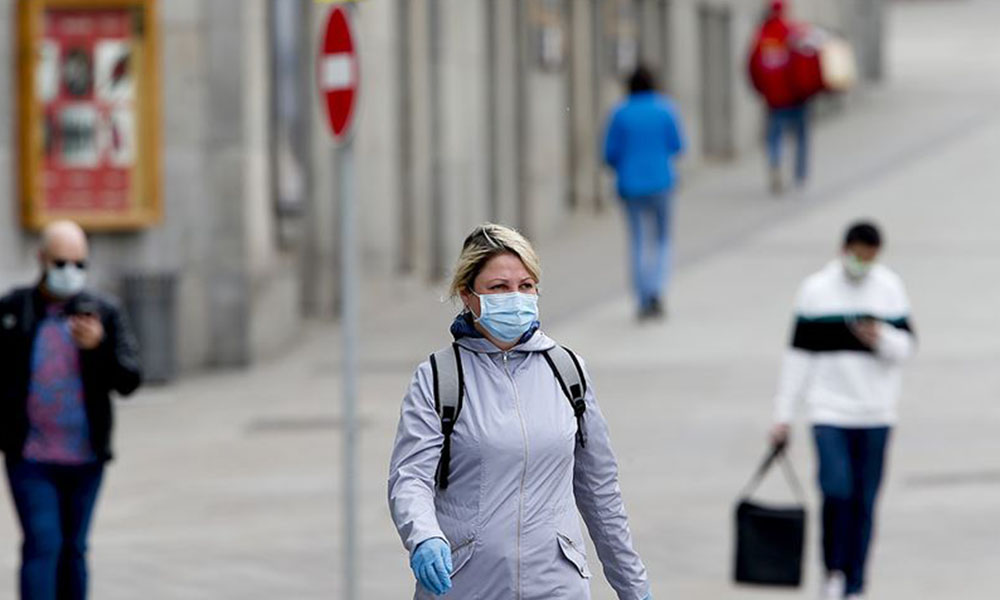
[410, 537, 453, 596]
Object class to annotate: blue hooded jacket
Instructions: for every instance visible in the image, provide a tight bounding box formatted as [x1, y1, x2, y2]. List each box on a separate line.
[603, 91, 686, 200]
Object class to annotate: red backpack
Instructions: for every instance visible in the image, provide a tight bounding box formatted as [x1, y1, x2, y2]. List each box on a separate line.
[749, 19, 823, 108]
[787, 26, 825, 101]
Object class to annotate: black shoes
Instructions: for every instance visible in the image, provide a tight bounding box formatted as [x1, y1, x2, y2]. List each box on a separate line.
[638, 297, 666, 321]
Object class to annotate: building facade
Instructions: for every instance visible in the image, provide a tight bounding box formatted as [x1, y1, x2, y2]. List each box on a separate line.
[0, 0, 884, 373]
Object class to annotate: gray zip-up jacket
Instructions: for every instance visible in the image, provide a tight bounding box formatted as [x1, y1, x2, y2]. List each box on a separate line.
[388, 330, 650, 600]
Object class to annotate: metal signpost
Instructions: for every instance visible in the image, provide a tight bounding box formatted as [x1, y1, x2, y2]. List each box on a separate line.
[318, 4, 360, 599]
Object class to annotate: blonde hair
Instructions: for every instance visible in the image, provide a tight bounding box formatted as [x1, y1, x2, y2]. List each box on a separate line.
[449, 223, 541, 298]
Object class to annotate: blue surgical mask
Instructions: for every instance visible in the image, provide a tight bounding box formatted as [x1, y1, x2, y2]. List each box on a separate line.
[472, 291, 539, 343]
[45, 264, 87, 299]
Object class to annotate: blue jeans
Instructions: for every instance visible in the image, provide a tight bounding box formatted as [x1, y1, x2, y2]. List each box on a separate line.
[767, 105, 809, 183]
[813, 426, 891, 596]
[622, 193, 672, 309]
[5, 460, 104, 600]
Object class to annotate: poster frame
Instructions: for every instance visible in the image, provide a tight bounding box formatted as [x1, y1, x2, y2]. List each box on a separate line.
[17, 0, 162, 232]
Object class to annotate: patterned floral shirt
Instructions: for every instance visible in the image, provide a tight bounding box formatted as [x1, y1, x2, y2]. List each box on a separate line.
[22, 304, 96, 464]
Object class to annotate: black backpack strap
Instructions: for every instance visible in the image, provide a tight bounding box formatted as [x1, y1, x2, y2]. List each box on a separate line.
[543, 345, 588, 448]
[430, 343, 464, 489]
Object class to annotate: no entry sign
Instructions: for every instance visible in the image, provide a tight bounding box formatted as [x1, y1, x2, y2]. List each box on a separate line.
[318, 6, 358, 141]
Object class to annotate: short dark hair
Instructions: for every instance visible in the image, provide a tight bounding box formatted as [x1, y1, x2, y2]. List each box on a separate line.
[844, 221, 882, 247]
[628, 65, 656, 94]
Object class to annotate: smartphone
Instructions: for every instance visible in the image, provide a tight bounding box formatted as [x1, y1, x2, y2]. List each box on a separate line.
[846, 313, 877, 328]
[67, 299, 100, 318]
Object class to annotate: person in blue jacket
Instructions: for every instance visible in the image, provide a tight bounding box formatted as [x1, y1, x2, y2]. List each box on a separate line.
[603, 65, 686, 320]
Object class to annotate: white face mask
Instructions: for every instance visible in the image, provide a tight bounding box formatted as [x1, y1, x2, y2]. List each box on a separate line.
[843, 253, 874, 280]
[45, 264, 87, 298]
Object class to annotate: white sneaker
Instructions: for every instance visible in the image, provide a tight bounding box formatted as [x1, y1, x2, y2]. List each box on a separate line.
[820, 571, 845, 600]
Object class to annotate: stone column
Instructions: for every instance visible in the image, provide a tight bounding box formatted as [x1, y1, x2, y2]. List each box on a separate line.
[202, 0, 252, 366]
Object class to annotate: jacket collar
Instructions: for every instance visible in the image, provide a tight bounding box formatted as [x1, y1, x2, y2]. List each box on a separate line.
[449, 312, 555, 354]
[629, 91, 659, 101]
[31, 284, 95, 318]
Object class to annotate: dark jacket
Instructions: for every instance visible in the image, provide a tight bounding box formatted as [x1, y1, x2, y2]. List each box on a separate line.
[0, 286, 143, 462]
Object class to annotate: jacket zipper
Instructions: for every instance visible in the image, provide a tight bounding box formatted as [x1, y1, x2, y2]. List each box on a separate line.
[503, 351, 529, 600]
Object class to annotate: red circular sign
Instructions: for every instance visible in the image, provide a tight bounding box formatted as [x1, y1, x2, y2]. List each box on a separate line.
[318, 7, 359, 141]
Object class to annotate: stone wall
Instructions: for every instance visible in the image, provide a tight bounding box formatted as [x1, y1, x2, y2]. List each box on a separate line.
[0, 0, 884, 373]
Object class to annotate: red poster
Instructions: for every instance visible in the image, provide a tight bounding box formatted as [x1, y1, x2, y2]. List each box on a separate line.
[40, 9, 136, 213]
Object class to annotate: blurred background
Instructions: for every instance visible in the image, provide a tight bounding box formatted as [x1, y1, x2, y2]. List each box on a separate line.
[1, 0, 998, 598]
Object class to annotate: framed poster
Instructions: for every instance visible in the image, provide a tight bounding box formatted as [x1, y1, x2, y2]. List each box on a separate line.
[604, 0, 639, 76]
[17, 0, 162, 231]
[529, 0, 566, 72]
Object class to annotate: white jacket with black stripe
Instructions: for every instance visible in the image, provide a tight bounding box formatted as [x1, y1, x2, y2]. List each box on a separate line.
[774, 260, 916, 427]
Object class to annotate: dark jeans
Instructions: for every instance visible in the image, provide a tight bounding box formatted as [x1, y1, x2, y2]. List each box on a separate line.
[812, 425, 890, 596]
[621, 192, 672, 310]
[5, 459, 104, 600]
[767, 104, 809, 183]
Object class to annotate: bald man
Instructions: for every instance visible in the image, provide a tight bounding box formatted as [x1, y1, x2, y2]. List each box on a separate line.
[1, 220, 142, 600]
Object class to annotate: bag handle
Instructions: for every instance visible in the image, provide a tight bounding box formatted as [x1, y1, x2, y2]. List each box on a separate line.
[739, 443, 806, 502]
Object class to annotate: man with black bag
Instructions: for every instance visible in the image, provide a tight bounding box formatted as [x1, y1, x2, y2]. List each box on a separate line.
[1, 220, 142, 599]
[769, 221, 915, 600]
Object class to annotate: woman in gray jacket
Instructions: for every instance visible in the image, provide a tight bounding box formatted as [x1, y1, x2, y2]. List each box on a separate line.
[388, 223, 653, 600]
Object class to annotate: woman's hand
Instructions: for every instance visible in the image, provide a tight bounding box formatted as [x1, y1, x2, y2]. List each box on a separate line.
[410, 537, 453, 596]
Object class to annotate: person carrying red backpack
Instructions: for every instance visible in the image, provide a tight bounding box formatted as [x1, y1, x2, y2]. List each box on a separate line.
[748, 0, 820, 194]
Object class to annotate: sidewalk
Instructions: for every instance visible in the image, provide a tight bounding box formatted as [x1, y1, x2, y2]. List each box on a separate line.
[3, 1, 999, 598]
